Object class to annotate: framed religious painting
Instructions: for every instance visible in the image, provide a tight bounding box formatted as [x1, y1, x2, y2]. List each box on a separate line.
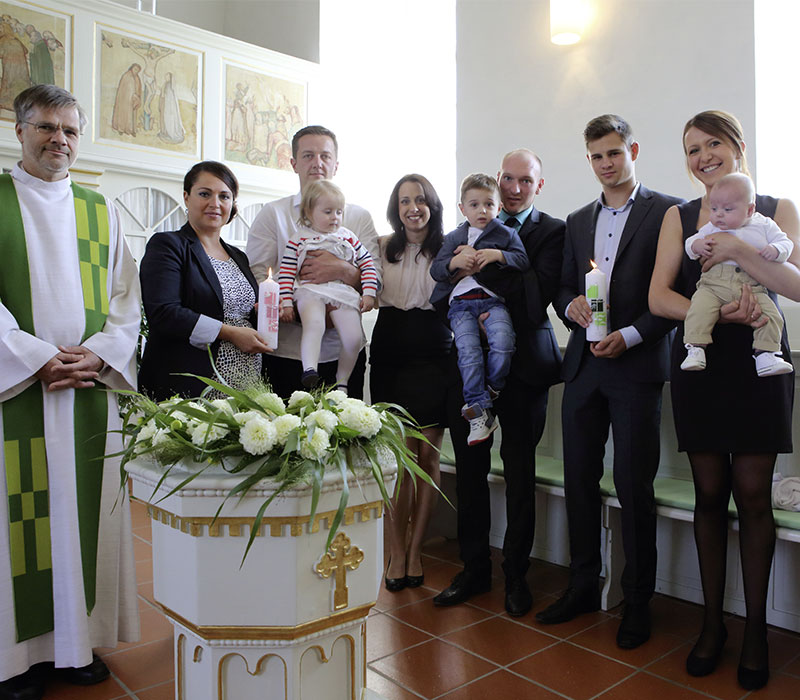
[0, 0, 72, 122]
[222, 59, 307, 172]
[95, 24, 202, 157]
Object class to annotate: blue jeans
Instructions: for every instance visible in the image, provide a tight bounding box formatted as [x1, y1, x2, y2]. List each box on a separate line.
[448, 296, 515, 410]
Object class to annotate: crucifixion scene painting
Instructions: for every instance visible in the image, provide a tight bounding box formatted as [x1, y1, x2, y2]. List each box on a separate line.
[98, 27, 200, 155]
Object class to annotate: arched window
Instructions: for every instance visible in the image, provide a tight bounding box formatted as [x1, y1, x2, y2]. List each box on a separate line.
[115, 186, 183, 262]
[226, 202, 266, 246]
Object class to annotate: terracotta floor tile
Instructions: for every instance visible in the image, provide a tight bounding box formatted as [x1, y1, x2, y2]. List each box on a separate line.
[414, 559, 461, 593]
[374, 582, 437, 612]
[388, 598, 492, 637]
[133, 535, 152, 563]
[647, 595, 705, 639]
[528, 560, 571, 595]
[366, 668, 424, 699]
[133, 524, 152, 544]
[442, 616, 557, 666]
[103, 638, 174, 692]
[783, 651, 800, 676]
[135, 558, 153, 585]
[720, 616, 800, 670]
[595, 671, 710, 699]
[509, 641, 634, 699]
[570, 616, 685, 666]
[138, 580, 155, 603]
[420, 537, 461, 565]
[747, 671, 800, 699]
[129, 498, 151, 530]
[367, 613, 433, 662]
[370, 639, 496, 698]
[97, 605, 173, 657]
[134, 680, 176, 699]
[460, 585, 510, 615]
[43, 676, 130, 699]
[439, 669, 561, 699]
[646, 640, 748, 700]
[520, 606, 613, 639]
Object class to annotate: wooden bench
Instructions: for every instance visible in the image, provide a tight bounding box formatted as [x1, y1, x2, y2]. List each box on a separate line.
[437, 434, 800, 614]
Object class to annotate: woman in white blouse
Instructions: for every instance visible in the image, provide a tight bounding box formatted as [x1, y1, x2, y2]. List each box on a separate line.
[371, 174, 453, 591]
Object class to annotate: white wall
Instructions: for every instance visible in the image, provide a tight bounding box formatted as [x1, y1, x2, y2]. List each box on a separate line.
[456, 0, 756, 221]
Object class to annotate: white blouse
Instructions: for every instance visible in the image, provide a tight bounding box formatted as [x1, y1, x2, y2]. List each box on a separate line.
[377, 236, 436, 311]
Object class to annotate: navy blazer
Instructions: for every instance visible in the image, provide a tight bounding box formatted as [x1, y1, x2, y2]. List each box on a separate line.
[138, 223, 259, 400]
[429, 218, 529, 308]
[555, 184, 684, 383]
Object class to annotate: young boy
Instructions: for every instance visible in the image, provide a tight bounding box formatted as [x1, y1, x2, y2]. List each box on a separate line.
[682, 172, 793, 376]
[430, 173, 529, 444]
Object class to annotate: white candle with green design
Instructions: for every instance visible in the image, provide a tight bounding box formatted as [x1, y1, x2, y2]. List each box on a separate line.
[585, 260, 607, 342]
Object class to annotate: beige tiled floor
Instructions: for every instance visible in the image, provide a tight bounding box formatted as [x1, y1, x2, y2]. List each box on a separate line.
[41, 499, 800, 698]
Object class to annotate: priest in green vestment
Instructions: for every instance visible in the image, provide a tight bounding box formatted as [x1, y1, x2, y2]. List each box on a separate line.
[0, 85, 141, 700]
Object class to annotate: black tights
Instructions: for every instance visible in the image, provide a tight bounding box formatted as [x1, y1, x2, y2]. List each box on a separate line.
[689, 451, 776, 669]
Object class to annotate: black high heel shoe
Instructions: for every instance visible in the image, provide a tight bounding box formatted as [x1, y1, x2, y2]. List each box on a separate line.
[738, 641, 769, 691]
[686, 625, 728, 677]
[384, 560, 407, 592]
[405, 573, 424, 588]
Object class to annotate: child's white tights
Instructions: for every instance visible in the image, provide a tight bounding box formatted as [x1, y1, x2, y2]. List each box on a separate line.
[297, 296, 362, 387]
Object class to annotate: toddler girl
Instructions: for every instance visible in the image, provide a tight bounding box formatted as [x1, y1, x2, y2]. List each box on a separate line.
[278, 180, 377, 390]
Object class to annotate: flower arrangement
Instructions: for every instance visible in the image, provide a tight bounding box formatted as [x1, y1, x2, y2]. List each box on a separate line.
[118, 375, 437, 561]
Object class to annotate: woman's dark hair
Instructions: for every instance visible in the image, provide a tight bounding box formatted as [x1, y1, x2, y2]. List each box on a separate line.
[183, 160, 239, 222]
[385, 174, 443, 263]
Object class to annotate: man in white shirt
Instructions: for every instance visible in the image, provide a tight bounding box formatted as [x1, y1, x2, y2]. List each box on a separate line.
[246, 125, 380, 398]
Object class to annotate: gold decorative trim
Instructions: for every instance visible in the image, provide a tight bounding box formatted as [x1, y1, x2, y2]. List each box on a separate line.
[314, 532, 364, 610]
[176, 634, 185, 700]
[217, 652, 287, 700]
[160, 601, 373, 641]
[299, 635, 355, 700]
[145, 500, 383, 538]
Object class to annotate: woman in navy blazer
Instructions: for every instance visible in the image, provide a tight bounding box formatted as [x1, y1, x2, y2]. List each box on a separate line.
[139, 161, 271, 400]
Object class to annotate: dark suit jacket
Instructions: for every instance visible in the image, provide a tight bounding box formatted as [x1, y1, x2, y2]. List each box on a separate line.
[138, 223, 259, 399]
[429, 218, 529, 307]
[555, 185, 684, 384]
[482, 210, 566, 389]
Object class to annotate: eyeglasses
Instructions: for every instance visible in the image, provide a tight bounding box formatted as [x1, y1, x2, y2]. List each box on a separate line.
[22, 121, 82, 140]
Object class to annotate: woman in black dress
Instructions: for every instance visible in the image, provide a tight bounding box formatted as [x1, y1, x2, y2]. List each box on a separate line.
[370, 174, 452, 590]
[139, 161, 271, 400]
[650, 111, 800, 690]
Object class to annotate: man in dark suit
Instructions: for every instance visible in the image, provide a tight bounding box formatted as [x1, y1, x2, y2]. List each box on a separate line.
[434, 149, 564, 617]
[536, 115, 683, 649]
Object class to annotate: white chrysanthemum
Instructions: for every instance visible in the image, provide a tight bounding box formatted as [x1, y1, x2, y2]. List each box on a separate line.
[299, 427, 330, 460]
[323, 389, 348, 405]
[152, 428, 171, 447]
[239, 416, 277, 455]
[288, 390, 314, 409]
[253, 391, 285, 415]
[210, 398, 235, 415]
[339, 401, 382, 438]
[273, 413, 302, 445]
[304, 409, 338, 433]
[136, 419, 157, 444]
[233, 410, 262, 426]
[191, 422, 230, 446]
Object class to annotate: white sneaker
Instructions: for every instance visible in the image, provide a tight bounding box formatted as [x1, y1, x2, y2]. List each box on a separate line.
[754, 352, 793, 377]
[680, 344, 707, 371]
[466, 407, 498, 446]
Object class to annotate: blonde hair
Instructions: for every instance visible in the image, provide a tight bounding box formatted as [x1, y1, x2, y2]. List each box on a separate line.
[459, 173, 500, 202]
[298, 180, 345, 228]
[683, 110, 750, 178]
[711, 172, 755, 204]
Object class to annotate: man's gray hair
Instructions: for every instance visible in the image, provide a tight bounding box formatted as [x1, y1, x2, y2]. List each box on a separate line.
[14, 84, 88, 133]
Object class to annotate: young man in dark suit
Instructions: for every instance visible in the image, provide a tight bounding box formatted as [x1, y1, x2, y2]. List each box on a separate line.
[536, 115, 683, 648]
[434, 150, 564, 617]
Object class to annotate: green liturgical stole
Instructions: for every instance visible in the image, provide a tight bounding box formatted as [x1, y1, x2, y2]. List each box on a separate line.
[0, 174, 110, 642]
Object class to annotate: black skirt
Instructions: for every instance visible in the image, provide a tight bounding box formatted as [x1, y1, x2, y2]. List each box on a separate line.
[369, 307, 453, 428]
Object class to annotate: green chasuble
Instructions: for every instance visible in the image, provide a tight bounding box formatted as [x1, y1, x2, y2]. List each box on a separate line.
[0, 175, 111, 641]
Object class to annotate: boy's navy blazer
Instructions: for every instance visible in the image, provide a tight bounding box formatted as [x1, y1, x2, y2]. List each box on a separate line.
[429, 218, 529, 308]
[138, 222, 259, 399]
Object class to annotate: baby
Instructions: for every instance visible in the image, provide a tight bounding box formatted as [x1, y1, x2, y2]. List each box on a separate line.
[278, 180, 377, 391]
[681, 172, 793, 377]
[430, 173, 529, 445]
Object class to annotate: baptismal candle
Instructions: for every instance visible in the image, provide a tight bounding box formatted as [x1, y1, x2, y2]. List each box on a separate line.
[257, 268, 280, 349]
[585, 260, 607, 342]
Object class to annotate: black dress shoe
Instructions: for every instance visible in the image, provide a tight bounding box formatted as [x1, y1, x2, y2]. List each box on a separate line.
[737, 662, 769, 691]
[616, 603, 651, 649]
[433, 570, 491, 607]
[405, 573, 424, 588]
[384, 558, 408, 592]
[505, 578, 532, 617]
[686, 626, 728, 677]
[535, 586, 600, 624]
[60, 655, 109, 686]
[0, 667, 46, 700]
